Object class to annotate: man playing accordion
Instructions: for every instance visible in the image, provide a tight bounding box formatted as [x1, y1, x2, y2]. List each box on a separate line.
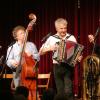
[39, 18, 83, 100]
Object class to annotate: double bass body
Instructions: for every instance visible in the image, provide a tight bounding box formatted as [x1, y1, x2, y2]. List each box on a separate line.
[18, 13, 38, 100]
[20, 52, 37, 100]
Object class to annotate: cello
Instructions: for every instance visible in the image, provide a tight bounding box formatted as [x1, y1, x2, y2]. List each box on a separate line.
[15, 13, 39, 100]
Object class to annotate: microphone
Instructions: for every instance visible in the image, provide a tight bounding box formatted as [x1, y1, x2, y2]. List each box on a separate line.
[95, 27, 100, 38]
[41, 32, 52, 42]
[8, 41, 16, 47]
[0, 55, 4, 65]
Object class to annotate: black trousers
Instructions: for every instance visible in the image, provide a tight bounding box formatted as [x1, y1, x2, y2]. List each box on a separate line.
[53, 63, 74, 100]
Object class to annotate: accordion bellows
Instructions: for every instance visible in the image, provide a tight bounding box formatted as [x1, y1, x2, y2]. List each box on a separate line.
[53, 40, 84, 67]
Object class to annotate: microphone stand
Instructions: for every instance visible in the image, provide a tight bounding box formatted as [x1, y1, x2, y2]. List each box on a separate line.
[41, 32, 52, 42]
[0, 45, 13, 79]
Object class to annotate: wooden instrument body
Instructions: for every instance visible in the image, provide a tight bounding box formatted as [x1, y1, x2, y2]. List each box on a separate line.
[18, 14, 38, 100]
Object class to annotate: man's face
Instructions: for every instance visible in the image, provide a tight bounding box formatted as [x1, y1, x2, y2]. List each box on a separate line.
[16, 30, 25, 41]
[56, 24, 67, 37]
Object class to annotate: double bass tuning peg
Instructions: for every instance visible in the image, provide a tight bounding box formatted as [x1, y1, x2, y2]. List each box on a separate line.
[29, 13, 37, 21]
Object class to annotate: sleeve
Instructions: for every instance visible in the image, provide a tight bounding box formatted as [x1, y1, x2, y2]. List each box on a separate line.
[39, 36, 53, 54]
[30, 43, 40, 61]
[70, 35, 77, 43]
[6, 47, 15, 69]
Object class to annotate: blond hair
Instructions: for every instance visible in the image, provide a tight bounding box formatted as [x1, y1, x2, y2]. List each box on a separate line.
[12, 25, 25, 40]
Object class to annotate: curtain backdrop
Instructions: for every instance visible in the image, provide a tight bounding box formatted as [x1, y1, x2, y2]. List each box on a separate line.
[0, 0, 100, 98]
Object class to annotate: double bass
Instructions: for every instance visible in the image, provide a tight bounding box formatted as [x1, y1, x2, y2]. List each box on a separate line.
[15, 13, 38, 100]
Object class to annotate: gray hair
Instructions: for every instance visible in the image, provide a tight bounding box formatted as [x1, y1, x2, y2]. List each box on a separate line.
[55, 18, 68, 28]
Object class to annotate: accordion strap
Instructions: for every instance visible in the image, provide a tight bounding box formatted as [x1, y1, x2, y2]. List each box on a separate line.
[52, 33, 72, 40]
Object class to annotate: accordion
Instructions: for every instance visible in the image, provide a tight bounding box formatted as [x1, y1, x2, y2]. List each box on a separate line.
[53, 40, 84, 67]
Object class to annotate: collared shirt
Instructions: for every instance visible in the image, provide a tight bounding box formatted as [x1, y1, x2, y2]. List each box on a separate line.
[40, 33, 77, 63]
[6, 41, 40, 69]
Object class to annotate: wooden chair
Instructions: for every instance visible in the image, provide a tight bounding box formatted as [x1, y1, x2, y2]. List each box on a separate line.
[37, 72, 51, 97]
[5, 72, 51, 98]
[2, 74, 13, 78]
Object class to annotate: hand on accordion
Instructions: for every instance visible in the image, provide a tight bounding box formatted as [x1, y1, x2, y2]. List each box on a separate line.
[77, 55, 83, 62]
[71, 55, 83, 66]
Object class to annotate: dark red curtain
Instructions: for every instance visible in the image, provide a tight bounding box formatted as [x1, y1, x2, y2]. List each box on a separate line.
[0, 0, 100, 98]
